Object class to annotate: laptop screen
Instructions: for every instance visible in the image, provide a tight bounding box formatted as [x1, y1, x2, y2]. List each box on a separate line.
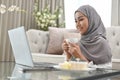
[8, 26, 34, 67]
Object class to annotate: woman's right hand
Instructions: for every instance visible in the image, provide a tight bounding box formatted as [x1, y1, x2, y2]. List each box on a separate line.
[62, 39, 69, 52]
[62, 39, 72, 61]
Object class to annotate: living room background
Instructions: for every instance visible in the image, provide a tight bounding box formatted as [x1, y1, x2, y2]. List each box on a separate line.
[0, 0, 120, 61]
[0, 0, 64, 61]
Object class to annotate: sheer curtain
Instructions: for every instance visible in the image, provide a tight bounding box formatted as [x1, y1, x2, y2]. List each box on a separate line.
[111, 0, 120, 26]
[0, 0, 34, 61]
[0, 0, 64, 61]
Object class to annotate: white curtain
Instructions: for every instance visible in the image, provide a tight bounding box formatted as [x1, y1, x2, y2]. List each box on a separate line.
[0, 0, 64, 61]
[111, 0, 120, 26]
[0, 0, 35, 61]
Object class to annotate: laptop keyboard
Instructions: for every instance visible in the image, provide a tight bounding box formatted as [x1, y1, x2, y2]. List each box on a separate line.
[34, 62, 57, 67]
[22, 62, 58, 72]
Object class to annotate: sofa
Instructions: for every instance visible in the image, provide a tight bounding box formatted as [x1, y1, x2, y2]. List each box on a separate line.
[106, 26, 120, 69]
[26, 27, 80, 64]
[26, 26, 120, 67]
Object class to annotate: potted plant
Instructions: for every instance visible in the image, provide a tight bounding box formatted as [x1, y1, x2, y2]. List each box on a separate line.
[33, 2, 64, 31]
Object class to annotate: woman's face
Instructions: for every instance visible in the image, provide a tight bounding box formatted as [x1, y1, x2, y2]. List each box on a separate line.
[75, 11, 89, 35]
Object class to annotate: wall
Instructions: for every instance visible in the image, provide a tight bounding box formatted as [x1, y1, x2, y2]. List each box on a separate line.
[64, 0, 112, 29]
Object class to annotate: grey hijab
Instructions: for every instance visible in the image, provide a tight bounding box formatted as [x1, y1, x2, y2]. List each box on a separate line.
[75, 5, 112, 64]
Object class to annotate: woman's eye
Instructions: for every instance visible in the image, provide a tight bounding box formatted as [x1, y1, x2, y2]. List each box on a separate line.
[75, 20, 77, 23]
[79, 18, 84, 21]
[75, 18, 84, 23]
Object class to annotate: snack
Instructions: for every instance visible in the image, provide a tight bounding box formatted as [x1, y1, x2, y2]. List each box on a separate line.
[59, 61, 71, 69]
[70, 61, 88, 70]
[59, 61, 88, 70]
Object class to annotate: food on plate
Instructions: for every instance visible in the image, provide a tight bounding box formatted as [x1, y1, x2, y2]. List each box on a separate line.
[59, 61, 71, 69]
[70, 61, 88, 70]
[58, 61, 88, 70]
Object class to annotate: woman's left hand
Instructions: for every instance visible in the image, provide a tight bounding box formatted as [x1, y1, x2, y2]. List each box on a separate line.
[68, 43, 81, 57]
[68, 42, 88, 61]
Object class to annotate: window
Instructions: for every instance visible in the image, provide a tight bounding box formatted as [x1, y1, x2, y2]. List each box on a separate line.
[64, 0, 112, 28]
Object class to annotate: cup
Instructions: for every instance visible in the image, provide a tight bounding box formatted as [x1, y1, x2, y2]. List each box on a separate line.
[65, 38, 79, 44]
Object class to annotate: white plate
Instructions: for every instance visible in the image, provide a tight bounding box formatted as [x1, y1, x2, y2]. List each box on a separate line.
[53, 65, 96, 71]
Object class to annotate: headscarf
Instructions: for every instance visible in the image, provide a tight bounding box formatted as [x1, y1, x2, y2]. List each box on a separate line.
[75, 5, 112, 64]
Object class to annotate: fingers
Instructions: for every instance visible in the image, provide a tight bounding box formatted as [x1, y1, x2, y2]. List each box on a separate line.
[69, 42, 78, 47]
[63, 39, 68, 43]
[62, 40, 70, 51]
[62, 39, 80, 55]
[69, 46, 77, 53]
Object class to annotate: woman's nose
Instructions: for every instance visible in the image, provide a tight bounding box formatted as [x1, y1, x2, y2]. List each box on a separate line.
[76, 22, 80, 29]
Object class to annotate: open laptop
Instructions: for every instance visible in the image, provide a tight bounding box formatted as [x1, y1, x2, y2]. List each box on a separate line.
[8, 26, 56, 71]
[10, 64, 31, 80]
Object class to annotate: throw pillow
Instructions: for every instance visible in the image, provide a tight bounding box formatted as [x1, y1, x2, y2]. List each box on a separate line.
[46, 27, 66, 55]
[46, 27, 78, 55]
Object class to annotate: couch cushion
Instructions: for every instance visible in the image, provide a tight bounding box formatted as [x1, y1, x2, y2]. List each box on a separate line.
[106, 26, 120, 59]
[26, 29, 49, 53]
[46, 27, 78, 55]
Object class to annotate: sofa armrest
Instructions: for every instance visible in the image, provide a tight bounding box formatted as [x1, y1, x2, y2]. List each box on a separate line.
[32, 53, 66, 64]
[112, 59, 120, 69]
[112, 59, 120, 63]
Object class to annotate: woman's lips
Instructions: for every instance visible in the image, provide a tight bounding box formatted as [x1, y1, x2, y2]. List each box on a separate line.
[78, 27, 83, 32]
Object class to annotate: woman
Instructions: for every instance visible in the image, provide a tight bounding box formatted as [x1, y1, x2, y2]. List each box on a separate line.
[62, 5, 112, 68]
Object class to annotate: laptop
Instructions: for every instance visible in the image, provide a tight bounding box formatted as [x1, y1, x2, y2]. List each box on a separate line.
[8, 26, 56, 71]
[10, 64, 31, 80]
